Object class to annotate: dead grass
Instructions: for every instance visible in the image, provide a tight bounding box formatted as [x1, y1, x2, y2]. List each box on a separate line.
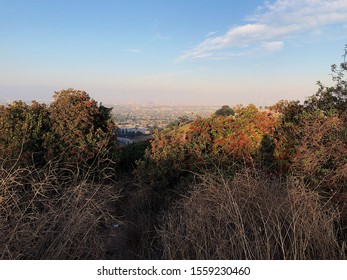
[0, 156, 122, 259]
[158, 168, 346, 260]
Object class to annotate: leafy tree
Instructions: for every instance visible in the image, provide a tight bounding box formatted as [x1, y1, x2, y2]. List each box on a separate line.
[305, 45, 347, 117]
[269, 46, 347, 173]
[137, 105, 283, 187]
[215, 105, 235, 117]
[0, 100, 50, 165]
[166, 115, 191, 130]
[45, 89, 117, 162]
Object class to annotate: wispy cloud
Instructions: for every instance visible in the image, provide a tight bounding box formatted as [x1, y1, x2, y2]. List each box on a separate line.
[205, 31, 219, 38]
[177, 0, 347, 62]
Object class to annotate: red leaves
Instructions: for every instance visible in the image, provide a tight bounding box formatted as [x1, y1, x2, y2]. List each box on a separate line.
[145, 105, 285, 170]
[47, 89, 117, 162]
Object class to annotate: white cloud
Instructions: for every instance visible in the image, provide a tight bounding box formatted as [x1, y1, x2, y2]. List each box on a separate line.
[261, 41, 284, 52]
[177, 0, 347, 61]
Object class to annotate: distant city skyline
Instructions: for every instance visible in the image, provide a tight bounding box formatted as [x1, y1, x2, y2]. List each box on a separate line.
[1, 0, 347, 106]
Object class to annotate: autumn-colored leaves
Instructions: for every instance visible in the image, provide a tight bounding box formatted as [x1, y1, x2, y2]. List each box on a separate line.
[142, 104, 285, 175]
[138, 95, 346, 198]
[0, 88, 117, 165]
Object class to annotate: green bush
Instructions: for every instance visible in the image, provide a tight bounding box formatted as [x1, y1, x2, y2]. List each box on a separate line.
[0, 101, 50, 165]
[0, 89, 117, 167]
[46, 89, 117, 162]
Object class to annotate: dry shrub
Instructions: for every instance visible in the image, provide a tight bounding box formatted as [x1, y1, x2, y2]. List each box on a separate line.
[0, 157, 121, 259]
[159, 169, 346, 259]
[292, 115, 347, 189]
[291, 114, 347, 219]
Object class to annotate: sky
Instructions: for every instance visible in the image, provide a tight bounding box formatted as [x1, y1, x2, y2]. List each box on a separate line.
[1, 0, 347, 106]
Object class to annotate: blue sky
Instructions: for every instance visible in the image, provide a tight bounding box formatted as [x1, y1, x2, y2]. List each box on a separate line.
[1, 0, 347, 106]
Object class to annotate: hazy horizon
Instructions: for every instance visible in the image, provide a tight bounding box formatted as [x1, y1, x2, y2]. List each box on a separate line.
[0, 84, 321, 107]
[1, 0, 346, 106]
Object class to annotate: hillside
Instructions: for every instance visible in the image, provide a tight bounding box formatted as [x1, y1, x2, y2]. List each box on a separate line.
[1, 53, 347, 260]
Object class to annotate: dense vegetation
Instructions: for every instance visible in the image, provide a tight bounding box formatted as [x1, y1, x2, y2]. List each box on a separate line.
[1, 47, 346, 259]
[0, 89, 117, 165]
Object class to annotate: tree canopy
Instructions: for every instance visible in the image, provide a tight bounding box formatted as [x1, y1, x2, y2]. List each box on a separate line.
[0, 89, 117, 165]
[215, 105, 235, 117]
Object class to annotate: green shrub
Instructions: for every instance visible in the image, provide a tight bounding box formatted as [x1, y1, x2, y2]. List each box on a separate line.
[0, 101, 50, 166]
[46, 89, 117, 163]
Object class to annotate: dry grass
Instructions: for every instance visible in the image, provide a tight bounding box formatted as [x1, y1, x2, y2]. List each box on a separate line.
[0, 156, 122, 259]
[159, 168, 346, 260]
[3, 149, 345, 260]
[117, 182, 171, 259]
